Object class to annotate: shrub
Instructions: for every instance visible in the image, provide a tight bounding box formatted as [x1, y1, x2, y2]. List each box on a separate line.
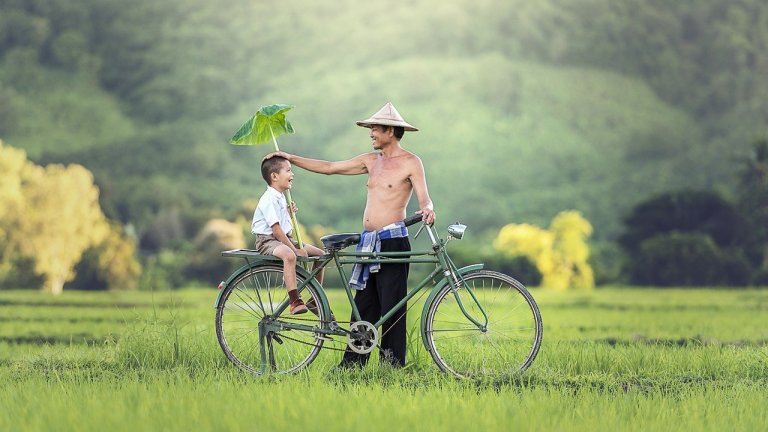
[752, 269, 768, 287]
[445, 242, 543, 287]
[183, 219, 246, 285]
[67, 224, 141, 291]
[718, 252, 752, 287]
[633, 233, 722, 286]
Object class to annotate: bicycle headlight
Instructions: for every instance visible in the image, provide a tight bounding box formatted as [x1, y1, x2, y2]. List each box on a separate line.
[447, 223, 467, 240]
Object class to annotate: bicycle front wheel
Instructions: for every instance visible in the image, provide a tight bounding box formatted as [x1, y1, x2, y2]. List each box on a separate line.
[424, 270, 543, 379]
[215, 265, 328, 375]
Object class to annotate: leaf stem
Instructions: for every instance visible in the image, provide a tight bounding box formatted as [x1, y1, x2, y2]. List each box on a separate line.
[268, 125, 305, 249]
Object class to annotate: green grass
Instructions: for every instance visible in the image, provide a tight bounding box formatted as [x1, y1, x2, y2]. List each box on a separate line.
[1, 287, 767, 431]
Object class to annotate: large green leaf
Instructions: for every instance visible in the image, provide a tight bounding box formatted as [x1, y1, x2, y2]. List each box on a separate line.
[229, 104, 295, 146]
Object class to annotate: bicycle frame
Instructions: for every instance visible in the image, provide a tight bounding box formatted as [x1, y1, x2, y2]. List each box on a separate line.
[217, 223, 491, 368]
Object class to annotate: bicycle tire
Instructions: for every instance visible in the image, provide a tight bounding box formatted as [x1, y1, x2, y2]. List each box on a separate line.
[423, 270, 543, 379]
[215, 265, 329, 375]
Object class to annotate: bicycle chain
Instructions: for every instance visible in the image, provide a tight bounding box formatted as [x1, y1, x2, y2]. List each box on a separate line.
[270, 282, 436, 352]
[270, 330, 352, 353]
[270, 285, 431, 353]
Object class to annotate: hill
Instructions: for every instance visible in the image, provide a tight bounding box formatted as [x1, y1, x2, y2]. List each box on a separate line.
[1, 0, 766, 243]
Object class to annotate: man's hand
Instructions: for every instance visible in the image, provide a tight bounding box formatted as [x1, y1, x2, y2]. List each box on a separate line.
[263, 151, 291, 161]
[418, 207, 436, 225]
[294, 248, 308, 257]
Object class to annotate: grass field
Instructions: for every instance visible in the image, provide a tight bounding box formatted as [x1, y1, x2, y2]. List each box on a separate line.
[1, 287, 767, 431]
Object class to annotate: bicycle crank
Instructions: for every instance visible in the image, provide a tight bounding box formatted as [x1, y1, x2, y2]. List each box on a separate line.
[346, 321, 378, 354]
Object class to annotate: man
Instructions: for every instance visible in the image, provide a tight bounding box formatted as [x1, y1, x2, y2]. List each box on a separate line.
[265, 102, 436, 367]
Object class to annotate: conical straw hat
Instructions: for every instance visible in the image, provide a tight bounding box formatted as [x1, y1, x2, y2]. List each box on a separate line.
[356, 102, 418, 131]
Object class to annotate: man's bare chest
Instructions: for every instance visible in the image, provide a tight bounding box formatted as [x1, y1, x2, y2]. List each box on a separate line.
[366, 160, 411, 191]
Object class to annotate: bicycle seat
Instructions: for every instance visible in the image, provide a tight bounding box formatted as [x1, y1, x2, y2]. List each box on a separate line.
[320, 233, 360, 250]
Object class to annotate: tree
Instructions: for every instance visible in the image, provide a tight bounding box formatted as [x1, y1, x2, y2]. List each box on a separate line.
[493, 210, 594, 290]
[736, 137, 768, 270]
[549, 211, 595, 289]
[0, 140, 26, 274]
[183, 218, 245, 284]
[634, 233, 722, 286]
[68, 223, 141, 291]
[13, 162, 109, 294]
[620, 189, 753, 286]
[619, 190, 748, 253]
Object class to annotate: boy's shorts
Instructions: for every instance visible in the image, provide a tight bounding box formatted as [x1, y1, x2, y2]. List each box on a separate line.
[254, 233, 299, 256]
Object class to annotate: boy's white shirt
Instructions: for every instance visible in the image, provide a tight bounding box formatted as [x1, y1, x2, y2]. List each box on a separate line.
[251, 186, 293, 236]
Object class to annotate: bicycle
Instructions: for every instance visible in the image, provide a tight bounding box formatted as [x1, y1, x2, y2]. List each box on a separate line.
[214, 214, 543, 379]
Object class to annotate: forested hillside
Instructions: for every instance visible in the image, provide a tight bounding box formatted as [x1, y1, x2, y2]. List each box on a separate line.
[2, 0, 766, 245]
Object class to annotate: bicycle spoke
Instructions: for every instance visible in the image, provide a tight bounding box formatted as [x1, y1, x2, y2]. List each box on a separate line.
[230, 289, 266, 318]
[427, 326, 481, 332]
[216, 265, 328, 375]
[424, 271, 542, 378]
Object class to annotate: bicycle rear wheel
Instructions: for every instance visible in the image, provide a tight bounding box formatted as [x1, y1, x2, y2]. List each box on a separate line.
[424, 270, 542, 379]
[215, 265, 328, 374]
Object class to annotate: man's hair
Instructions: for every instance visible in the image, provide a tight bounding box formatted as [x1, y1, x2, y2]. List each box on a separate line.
[261, 156, 287, 185]
[376, 125, 405, 140]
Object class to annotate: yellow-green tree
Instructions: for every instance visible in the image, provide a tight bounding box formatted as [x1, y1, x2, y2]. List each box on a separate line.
[493, 210, 594, 290]
[89, 223, 142, 290]
[0, 141, 26, 273]
[184, 218, 246, 284]
[2, 144, 110, 294]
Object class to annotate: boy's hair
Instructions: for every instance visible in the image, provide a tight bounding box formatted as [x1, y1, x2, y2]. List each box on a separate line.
[261, 156, 287, 185]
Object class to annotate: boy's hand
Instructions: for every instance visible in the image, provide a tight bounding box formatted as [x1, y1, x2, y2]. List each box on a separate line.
[288, 201, 298, 215]
[295, 248, 308, 257]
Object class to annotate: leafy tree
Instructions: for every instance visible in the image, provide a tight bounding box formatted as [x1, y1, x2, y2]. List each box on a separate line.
[68, 223, 141, 291]
[634, 233, 722, 286]
[0, 140, 25, 274]
[183, 218, 245, 284]
[493, 210, 594, 290]
[620, 189, 754, 286]
[619, 190, 748, 253]
[550, 211, 595, 289]
[0, 9, 49, 53]
[49, 30, 99, 74]
[736, 137, 768, 271]
[13, 161, 110, 294]
[1, 141, 113, 292]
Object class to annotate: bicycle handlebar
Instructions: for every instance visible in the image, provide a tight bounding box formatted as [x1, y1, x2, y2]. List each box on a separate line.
[403, 213, 424, 227]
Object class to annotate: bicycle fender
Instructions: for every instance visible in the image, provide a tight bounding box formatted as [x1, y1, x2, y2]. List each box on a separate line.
[419, 264, 484, 347]
[214, 260, 329, 315]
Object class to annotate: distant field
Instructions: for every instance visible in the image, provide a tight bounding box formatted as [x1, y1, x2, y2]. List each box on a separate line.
[1, 287, 767, 431]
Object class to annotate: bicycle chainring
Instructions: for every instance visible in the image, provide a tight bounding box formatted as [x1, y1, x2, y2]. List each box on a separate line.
[346, 321, 378, 354]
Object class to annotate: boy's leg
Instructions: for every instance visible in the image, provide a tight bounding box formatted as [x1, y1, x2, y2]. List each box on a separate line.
[304, 244, 326, 285]
[272, 245, 307, 314]
[301, 244, 330, 318]
[271, 245, 298, 291]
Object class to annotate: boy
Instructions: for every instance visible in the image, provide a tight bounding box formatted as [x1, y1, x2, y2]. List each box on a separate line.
[252, 156, 325, 314]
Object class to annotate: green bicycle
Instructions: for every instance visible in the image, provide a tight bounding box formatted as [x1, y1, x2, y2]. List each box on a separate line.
[214, 214, 543, 379]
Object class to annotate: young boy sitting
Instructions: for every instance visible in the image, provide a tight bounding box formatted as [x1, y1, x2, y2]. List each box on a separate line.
[252, 156, 325, 314]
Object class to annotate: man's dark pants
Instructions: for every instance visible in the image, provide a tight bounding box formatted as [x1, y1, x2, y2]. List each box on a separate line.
[341, 237, 411, 367]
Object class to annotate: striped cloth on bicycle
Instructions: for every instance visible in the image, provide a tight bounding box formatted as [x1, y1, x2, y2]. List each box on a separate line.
[348, 221, 409, 291]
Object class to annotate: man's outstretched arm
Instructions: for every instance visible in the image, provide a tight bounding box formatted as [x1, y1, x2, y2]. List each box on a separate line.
[264, 151, 368, 175]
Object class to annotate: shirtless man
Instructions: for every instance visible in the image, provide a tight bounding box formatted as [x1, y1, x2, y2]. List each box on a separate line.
[265, 102, 435, 367]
